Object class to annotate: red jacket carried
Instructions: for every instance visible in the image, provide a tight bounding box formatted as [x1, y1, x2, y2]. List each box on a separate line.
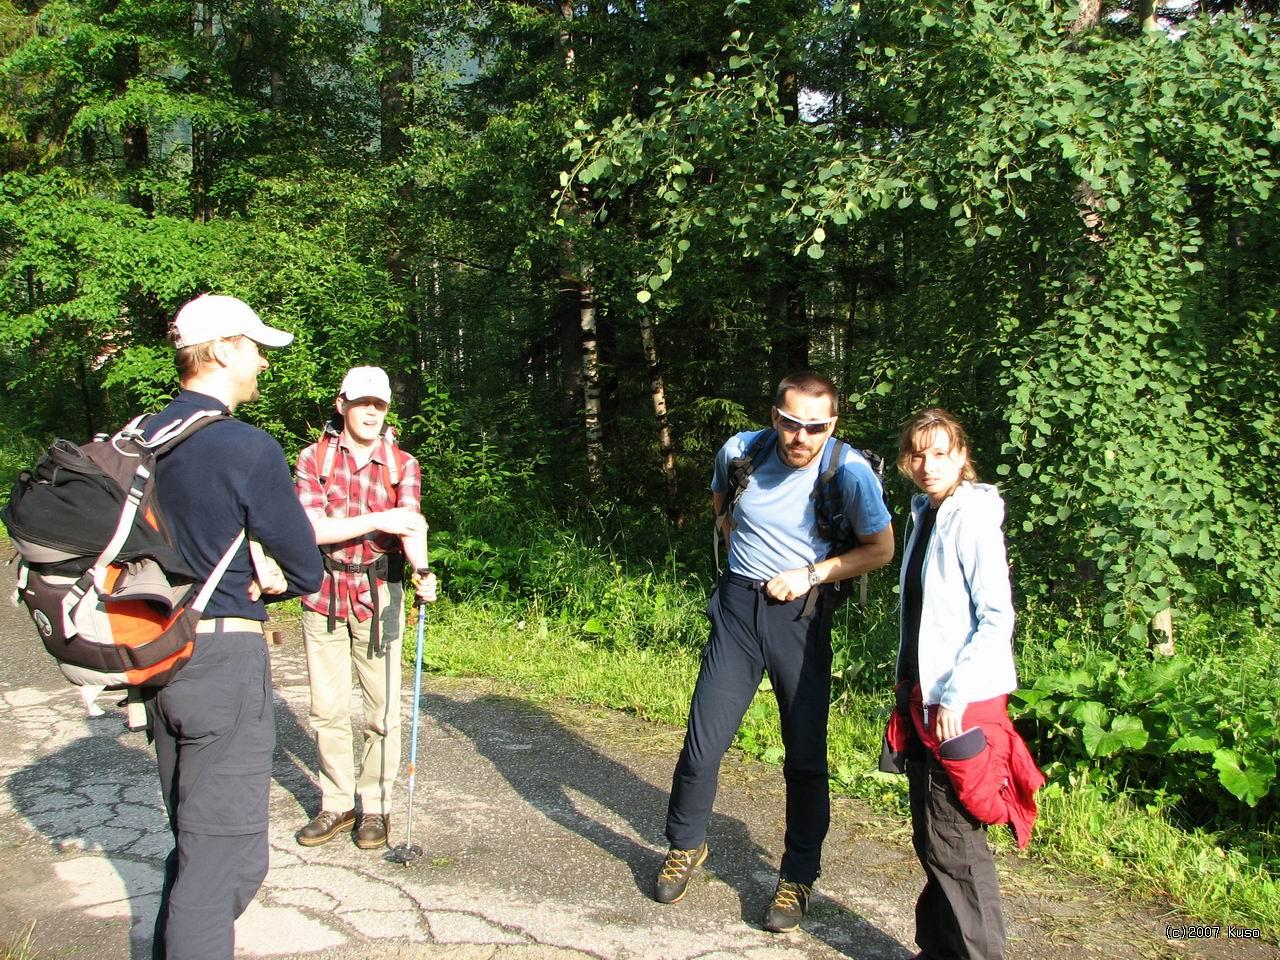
[884, 687, 1045, 849]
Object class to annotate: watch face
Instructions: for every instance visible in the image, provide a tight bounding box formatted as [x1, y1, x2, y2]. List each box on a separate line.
[809, 569, 821, 586]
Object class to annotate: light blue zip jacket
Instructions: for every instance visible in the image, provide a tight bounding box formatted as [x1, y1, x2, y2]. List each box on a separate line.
[898, 482, 1017, 713]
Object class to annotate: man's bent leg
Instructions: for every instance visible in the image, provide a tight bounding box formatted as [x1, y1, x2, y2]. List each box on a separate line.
[665, 577, 765, 850]
[763, 596, 833, 886]
[351, 583, 402, 816]
[302, 608, 358, 812]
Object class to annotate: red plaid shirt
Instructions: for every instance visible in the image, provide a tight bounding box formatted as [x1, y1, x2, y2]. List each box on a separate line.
[295, 431, 422, 622]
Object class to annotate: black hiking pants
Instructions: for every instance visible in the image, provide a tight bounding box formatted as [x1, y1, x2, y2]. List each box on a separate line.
[149, 624, 274, 960]
[665, 572, 834, 885]
[907, 751, 1007, 960]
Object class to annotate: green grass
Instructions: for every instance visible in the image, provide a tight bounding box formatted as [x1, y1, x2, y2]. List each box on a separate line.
[417, 593, 1280, 942]
[0, 436, 46, 491]
[1, 923, 37, 960]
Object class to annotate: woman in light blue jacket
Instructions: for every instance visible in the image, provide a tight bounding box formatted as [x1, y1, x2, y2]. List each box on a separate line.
[895, 408, 1018, 960]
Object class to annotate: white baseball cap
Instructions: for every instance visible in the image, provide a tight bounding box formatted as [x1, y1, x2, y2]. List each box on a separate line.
[172, 294, 293, 349]
[339, 366, 392, 404]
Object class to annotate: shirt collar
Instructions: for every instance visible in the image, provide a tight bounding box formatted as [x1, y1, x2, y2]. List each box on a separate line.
[337, 431, 391, 465]
[174, 389, 231, 415]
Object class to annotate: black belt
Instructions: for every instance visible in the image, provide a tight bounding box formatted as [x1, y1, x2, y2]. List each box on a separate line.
[322, 552, 399, 652]
[325, 560, 375, 575]
[722, 570, 825, 618]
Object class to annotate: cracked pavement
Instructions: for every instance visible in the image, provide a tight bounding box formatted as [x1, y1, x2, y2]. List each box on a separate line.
[0, 561, 1274, 960]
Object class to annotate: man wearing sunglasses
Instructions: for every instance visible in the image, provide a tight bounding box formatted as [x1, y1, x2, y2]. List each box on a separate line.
[654, 371, 894, 933]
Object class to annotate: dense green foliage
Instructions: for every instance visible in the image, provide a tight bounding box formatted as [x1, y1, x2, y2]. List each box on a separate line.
[2, 0, 1278, 927]
[565, 0, 1280, 625]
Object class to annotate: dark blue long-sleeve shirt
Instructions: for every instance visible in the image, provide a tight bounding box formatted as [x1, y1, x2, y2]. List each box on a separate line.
[146, 390, 323, 619]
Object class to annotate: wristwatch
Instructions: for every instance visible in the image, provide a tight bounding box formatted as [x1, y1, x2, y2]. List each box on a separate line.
[806, 562, 822, 587]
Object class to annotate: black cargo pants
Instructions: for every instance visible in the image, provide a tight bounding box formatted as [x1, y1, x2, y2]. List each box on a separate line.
[665, 572, 834, 885]
[907, 751, 1007, 960]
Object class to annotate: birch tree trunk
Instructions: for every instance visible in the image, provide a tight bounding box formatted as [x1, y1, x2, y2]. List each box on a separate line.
[638, 309, 678, 519]
[767, 64, 808, 382]
[553, 0, 606, 490]
[191, 2, 214, 222]
[267, 1, 285, 109]
[378, 1, 421, 410]
[1070, 0, 1174, 648]
[579, 275, 604, 487]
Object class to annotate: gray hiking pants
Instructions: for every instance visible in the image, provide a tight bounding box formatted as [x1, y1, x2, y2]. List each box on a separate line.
[149, 623, 274, 960]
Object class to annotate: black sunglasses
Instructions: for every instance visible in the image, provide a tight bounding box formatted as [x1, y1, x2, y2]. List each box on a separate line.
[775, 410, 835, 436]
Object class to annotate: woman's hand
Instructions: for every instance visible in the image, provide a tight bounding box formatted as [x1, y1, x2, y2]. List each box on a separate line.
[936, 705, 964, 742]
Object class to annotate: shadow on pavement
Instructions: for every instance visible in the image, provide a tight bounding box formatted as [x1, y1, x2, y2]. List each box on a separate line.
[6, 688, 318, 960]
[6, 721, 161, 960]
[427, 692, 912, 959]
[270, 688, 321, 820]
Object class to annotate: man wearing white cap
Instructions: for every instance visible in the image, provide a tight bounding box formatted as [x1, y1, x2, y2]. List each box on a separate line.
[293, 366, 436, 850]
[147, 294, 324, 960]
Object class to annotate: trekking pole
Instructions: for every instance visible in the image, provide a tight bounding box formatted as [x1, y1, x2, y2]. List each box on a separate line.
[387, 566, 430, 866]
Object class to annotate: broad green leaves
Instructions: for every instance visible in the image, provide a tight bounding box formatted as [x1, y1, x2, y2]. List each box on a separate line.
[1213, 750, 1277, 808]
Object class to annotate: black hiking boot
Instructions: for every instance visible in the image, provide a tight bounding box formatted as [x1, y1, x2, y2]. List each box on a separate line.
[761, 877, 812, 933]
[653, 842, 709, 904]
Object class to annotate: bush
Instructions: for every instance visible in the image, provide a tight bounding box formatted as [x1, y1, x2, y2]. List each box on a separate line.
[1011, 609, 1278, 836]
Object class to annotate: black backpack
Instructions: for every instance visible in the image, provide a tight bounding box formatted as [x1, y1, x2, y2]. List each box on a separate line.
[716, 428, 890, 610]
[2, 412, 244, 690]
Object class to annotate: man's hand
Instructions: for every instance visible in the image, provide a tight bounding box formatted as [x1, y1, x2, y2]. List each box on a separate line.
[374, 507, 426, 538]
[412, 569, 438, 603]
[763, 567, 813, 603]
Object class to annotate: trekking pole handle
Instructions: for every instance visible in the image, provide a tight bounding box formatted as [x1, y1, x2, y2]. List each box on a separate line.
[413, 567, 432, 605]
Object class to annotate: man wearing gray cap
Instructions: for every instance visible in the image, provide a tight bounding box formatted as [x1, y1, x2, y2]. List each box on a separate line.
[146, 294, 323, 960]
[293, 366, 435, 851]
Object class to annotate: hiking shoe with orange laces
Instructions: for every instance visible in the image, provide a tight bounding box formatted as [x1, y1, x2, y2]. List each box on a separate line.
[653, 842, 709, 904]
[761, 876, 812, 932]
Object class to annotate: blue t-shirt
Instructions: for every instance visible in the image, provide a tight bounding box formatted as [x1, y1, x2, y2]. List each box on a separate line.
[712, 430, 892, 582]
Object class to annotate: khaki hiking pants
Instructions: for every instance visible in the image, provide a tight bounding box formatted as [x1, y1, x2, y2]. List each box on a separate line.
[302, 582, 404, 816]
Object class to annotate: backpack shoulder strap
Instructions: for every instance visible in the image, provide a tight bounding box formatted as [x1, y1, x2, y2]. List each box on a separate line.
[813, 436, 847, 542]
[817, 436, 845, 486]
[317, 433, 338, 487]
[378, 435, 403, 501]
[140, 410, 231, 456]
[719, 429, 776, 522]
[713, 429, 775, 576]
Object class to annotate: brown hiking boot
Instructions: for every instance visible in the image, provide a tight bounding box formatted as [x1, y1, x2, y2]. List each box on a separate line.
[354, 813, 389, 849]
[653, 842, 709, 904]
[296, 809, 355, 847]
[761, 876, 812, 933]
